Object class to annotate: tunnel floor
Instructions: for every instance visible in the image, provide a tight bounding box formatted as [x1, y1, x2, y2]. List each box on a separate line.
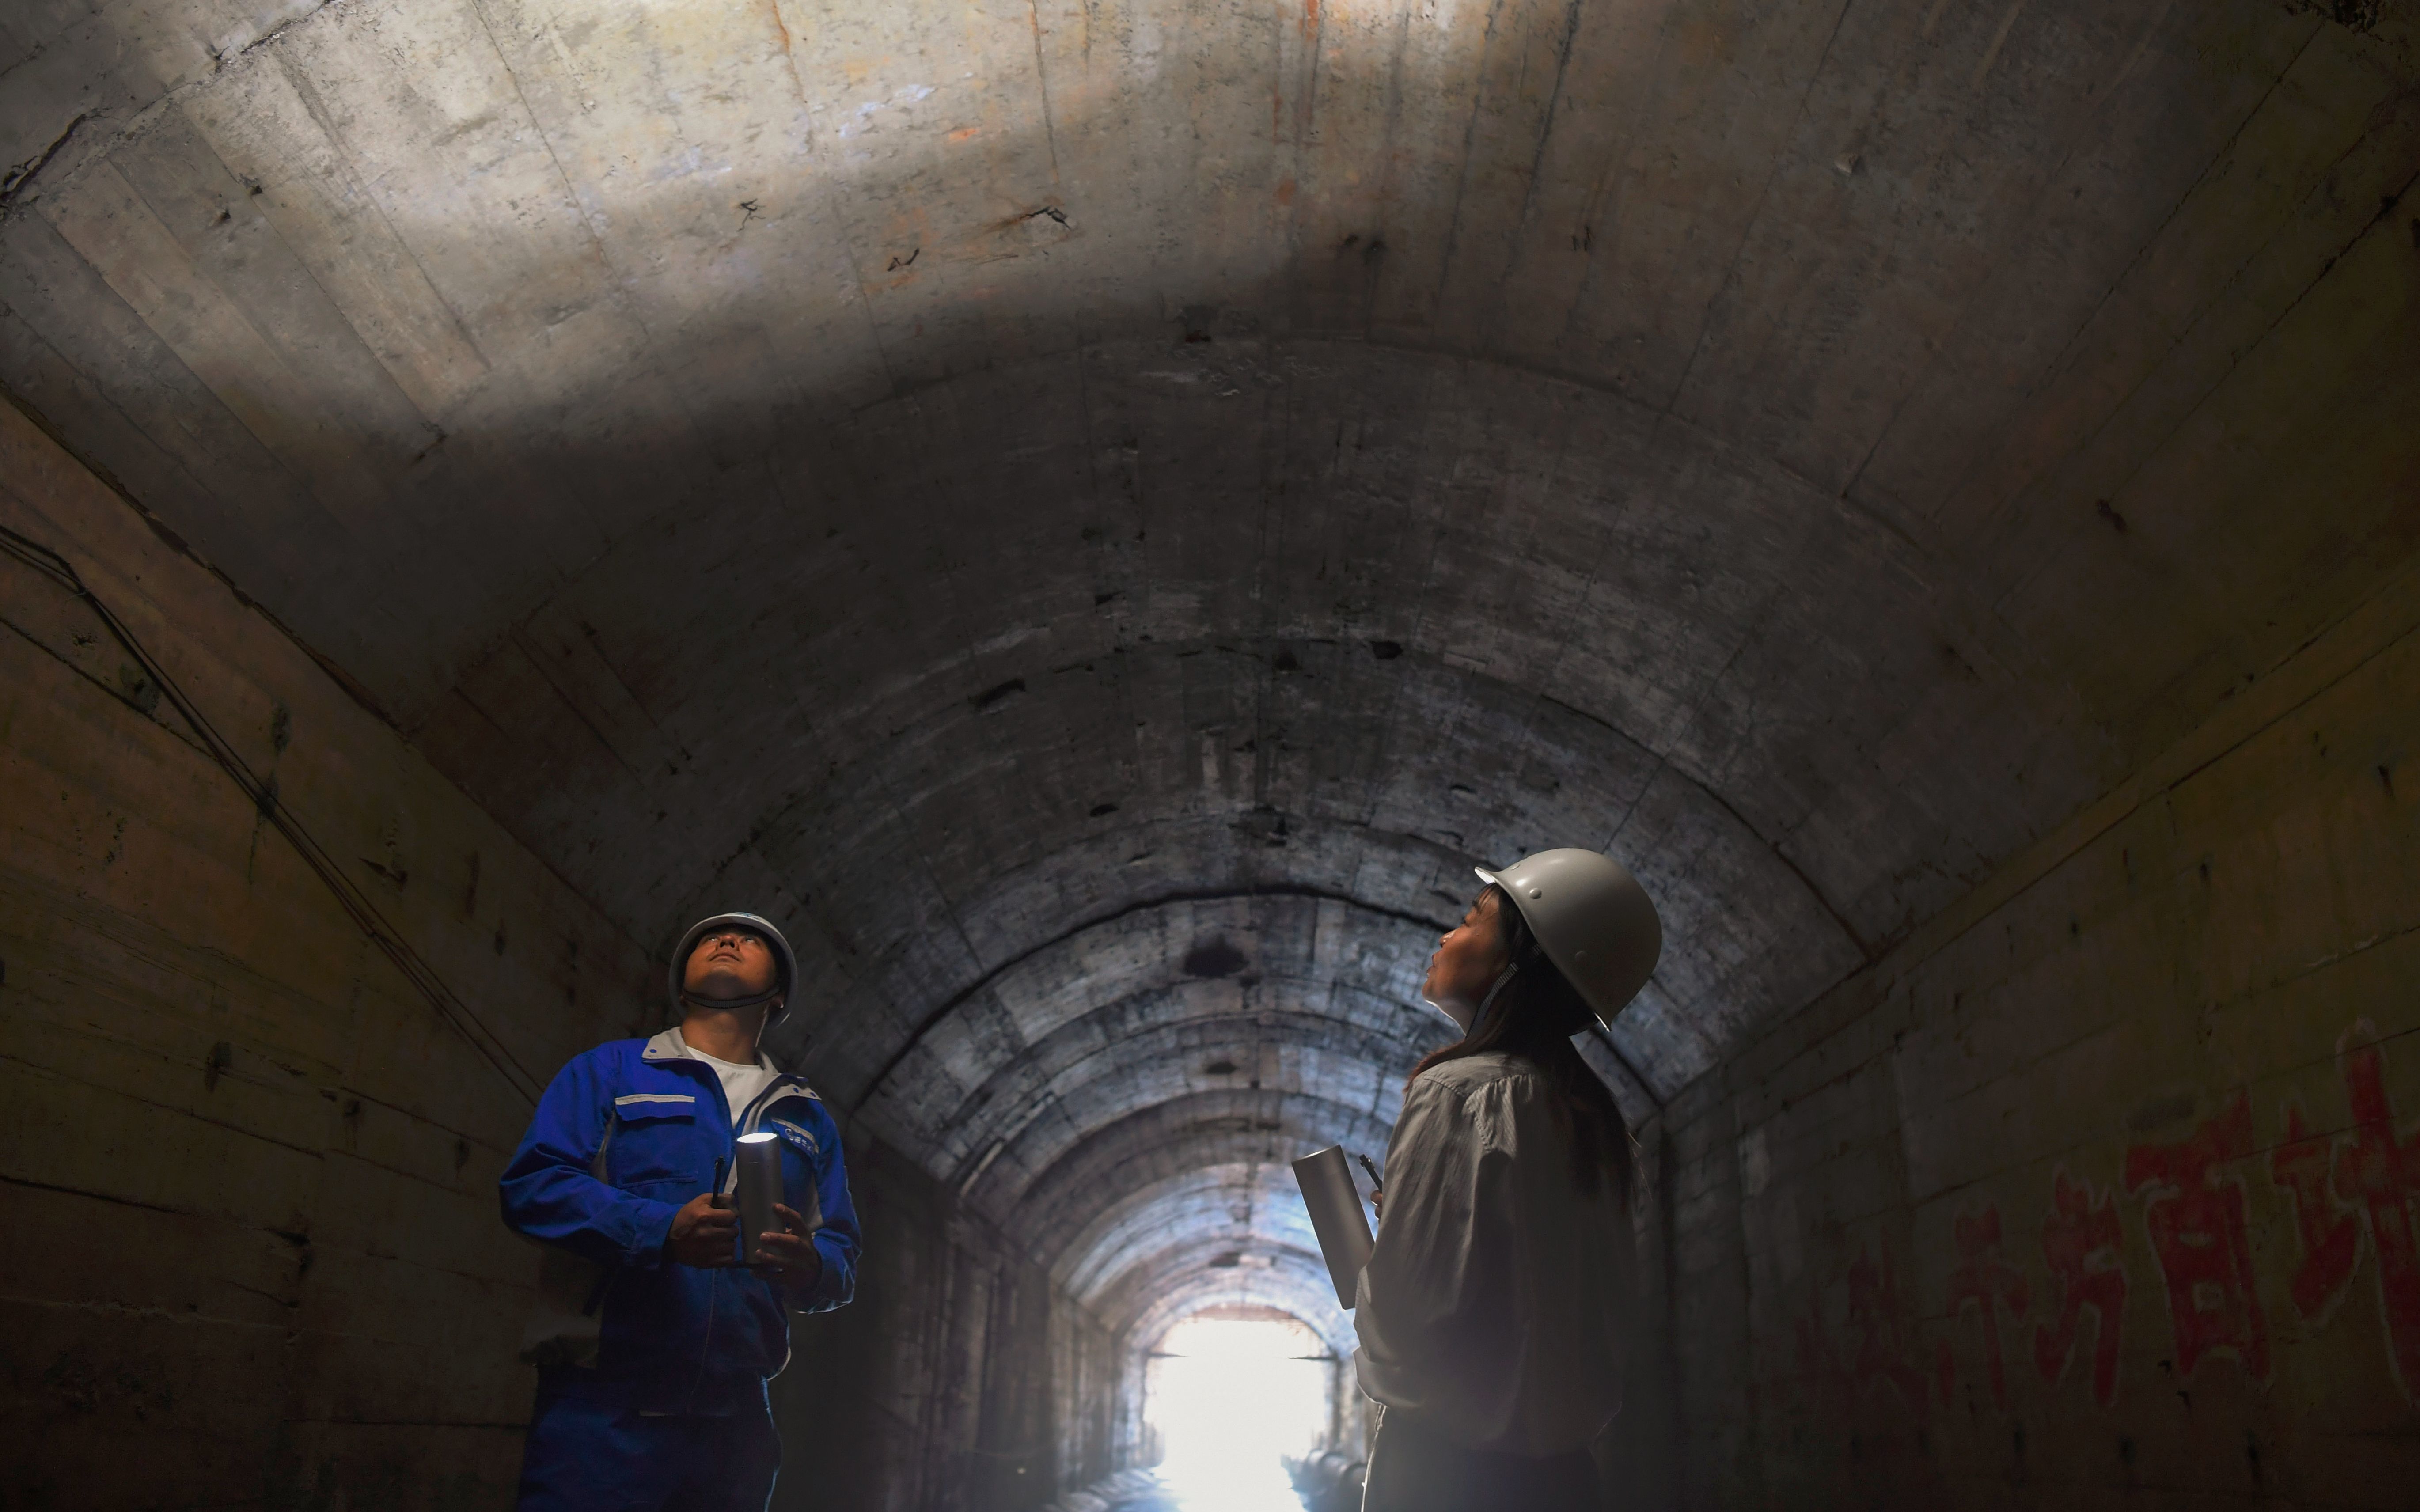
[1057, 1466, 1314, 1512]
[1126, 1312, 1345, 1512]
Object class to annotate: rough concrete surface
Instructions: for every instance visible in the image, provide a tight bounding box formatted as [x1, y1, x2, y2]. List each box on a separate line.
[2, 0, 2417, 1506]
[1654, 557, 2420, 1508]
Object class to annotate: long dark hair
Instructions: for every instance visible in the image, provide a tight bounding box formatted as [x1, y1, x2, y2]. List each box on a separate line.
[1409, 885, 1634, 1201]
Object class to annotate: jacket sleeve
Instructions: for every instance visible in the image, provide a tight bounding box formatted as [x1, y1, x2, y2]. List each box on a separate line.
[1351, 1075, 1513, 1420]
[792, 1099, 862, 1313]
[498, 1049, 681, 1270]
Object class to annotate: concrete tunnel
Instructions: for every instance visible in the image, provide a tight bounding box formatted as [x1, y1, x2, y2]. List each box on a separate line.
[0, 0, 2416, 1506]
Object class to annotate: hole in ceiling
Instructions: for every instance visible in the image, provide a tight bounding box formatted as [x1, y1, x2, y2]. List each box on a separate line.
[1182, 938, 1247, 978]
[971, 678, 1026, 712]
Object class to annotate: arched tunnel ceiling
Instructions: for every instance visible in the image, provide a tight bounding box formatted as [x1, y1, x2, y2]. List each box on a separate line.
[5, 0, 2416, 1345]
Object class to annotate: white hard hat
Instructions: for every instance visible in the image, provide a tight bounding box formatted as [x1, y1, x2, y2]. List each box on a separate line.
[669, 913, 798, 1023]
[1473, 849, 1662, 1025]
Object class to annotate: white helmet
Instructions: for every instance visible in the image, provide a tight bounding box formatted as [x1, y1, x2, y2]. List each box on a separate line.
[1473, 849, 1662, 1025]
[668, 913, 799, 1023]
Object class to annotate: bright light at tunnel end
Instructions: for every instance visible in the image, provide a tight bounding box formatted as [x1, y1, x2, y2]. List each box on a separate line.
[1145, 1312, 1334, 1511]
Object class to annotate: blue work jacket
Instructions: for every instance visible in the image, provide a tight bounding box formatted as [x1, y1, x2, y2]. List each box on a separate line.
[499, 1029, 862, 1415]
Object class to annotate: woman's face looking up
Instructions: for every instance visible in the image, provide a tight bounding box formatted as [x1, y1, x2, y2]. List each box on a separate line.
[1422, 889, 1512, 1031]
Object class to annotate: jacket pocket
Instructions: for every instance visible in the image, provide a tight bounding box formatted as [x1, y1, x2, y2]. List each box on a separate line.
[608, 1093, 699, 1185]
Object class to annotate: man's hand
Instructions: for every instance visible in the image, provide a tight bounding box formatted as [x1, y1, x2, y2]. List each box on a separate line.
[667, 1193, 740, 1267]
[753, 1202, 823, 1296]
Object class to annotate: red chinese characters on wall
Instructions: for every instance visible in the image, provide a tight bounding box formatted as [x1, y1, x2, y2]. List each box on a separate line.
[1784, 1020, 2418, 1425]
[1940, 1203, 2029, 1407]
[1846, 1244, 1931, 1418]
[2123, 1091, 2271, 1383]
[1791, 1243, 1931, 1420]
[2273, 1097, 2361, 1320]
[2033, 1168, 2126, 1407]
[2273, 1023, 2420, 1402]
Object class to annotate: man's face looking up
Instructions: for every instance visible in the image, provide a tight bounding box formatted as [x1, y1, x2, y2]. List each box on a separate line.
[683, 928, 778, 1004]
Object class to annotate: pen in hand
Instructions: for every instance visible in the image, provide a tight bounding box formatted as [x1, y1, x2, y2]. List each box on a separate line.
[1356, 1152, 1383, 1219]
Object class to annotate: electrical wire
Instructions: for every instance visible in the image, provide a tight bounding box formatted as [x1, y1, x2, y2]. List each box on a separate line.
[0, 520, 542, 1107]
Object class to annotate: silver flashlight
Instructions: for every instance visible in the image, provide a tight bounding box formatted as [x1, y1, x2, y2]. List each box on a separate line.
[734, 1131, 783, 1266]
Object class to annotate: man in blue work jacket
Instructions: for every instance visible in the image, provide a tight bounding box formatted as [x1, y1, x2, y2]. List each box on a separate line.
[501, 911, 861, 1512]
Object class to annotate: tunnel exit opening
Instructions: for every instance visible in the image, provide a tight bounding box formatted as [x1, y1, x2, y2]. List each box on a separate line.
[1143, 1307, 1335, 1509]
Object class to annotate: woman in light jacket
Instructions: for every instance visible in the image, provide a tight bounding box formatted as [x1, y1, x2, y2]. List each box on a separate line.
[1355, 849, 1662, 1512]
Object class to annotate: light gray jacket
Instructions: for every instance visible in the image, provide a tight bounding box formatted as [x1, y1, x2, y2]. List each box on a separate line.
[1353, 1052, 1636, 1455]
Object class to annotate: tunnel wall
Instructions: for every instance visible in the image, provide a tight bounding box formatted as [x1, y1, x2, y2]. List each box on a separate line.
[1654, 564, 2420, 1508]
[0, 398, 656, 1505]
[772, 1137, 1120, 1512]
[0, 398, 1116, 1510]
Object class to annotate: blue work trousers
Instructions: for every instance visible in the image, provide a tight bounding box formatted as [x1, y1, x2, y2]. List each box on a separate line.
[516, 1390, 781, 1512]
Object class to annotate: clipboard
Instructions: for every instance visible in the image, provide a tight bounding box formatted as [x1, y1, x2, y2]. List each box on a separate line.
[1292, 1145, 1375, 1308]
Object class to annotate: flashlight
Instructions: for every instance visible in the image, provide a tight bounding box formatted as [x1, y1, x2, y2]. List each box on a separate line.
[734, 1131, 782, 1266]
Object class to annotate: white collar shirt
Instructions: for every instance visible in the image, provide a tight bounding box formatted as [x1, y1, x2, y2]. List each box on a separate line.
[670, 1028, 783, 1125]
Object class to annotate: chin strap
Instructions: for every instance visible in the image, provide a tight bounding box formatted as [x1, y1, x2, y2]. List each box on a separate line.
[679, 988, 784, 1012]
[1469, 963, 1520, 1031]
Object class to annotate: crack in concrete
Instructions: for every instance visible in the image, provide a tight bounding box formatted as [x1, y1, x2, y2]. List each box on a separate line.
[0, 112, 91, 214]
